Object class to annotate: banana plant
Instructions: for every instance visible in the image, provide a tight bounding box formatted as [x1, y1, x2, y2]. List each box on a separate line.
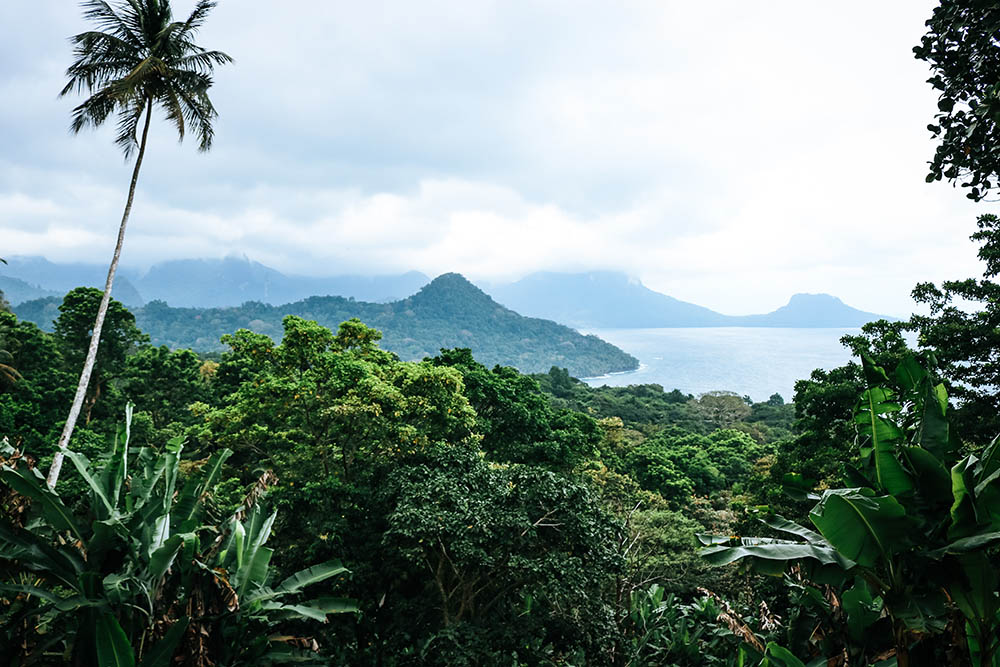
[0, 404, 356, 666]
[207, 504, 358, 665]
[699, 354, 1000, 667]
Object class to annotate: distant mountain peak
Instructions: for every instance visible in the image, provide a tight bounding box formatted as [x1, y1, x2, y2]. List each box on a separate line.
[412, 273, 501, 310]
[426, 272, 475, 287]
[786, 293, 845, 305]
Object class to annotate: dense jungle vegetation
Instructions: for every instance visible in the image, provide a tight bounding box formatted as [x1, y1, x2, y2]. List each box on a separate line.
[13, 273, 639, 378]
[4, 0, 1000, 664]
[1, 288, 796, 664]
[4, 207, 1000, 664]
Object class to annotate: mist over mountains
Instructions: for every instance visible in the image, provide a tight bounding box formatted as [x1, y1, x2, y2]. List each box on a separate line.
[1, 256, 895, 328]
[0, 256, 429, 309]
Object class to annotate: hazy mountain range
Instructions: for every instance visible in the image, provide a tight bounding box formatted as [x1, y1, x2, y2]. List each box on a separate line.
[1, 256, 895, 328]
[484, 271, 896, 328]
[0, 256, 427, 309]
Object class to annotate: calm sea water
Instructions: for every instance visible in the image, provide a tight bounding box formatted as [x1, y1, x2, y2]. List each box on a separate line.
[581, 328, 861, 403]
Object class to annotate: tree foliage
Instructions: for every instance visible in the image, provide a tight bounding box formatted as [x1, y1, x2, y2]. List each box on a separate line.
[916, 0, 1000, 199]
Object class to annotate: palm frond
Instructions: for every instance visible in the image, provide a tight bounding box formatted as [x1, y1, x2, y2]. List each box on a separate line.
[114, 96, 148, 157]
[62, 0, 230, 156]
[61, 32, 142, 96]
[160, 85, 186, 143]
[69, 88, 118, 134]
[178, 0, 218, 37]
[175, 49, 233, 75]
[168, 71, 217, 151]
[80, 0, 143, 48]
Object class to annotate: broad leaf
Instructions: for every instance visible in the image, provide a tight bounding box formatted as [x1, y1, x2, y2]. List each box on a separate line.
[758, 515, 826, 545]
[0, 521, 83, 588]
[809, 489, 908, 569]
[236, 545, 274, 600]
[148, 533, 196, 581]
[138, 616, 189, 667]
[95, 613, 136, 667]
[855, 389, 913, 495]
[698, 536, 854, 569]
[763, 642, 807, 667]
[66, 450, 115, 519]
[916, 382, 951, 458]
[841, 577, 881, 643]
[275, 559, 348, 594]
[0, 466, 83, 541]
[949, 457, 980, 540]
[900, 446, 951, 504]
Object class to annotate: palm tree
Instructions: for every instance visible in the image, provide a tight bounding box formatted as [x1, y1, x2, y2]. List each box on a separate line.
[48, 0, 231, 488]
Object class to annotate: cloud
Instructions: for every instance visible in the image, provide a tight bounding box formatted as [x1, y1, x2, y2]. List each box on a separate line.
[0, 0, 988, 317]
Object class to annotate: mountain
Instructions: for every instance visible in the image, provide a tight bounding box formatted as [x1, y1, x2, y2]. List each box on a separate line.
[13, 273, 638, 378]
[730, 293, 891, 328]
[1, 255, 429, 308]
[485, 271, 730, 328]
[0, 256, 144, 307]
[0, 276, 60, 305]
[5, 256, 895, 328]
[136, 256, 431, 306]
[485, 271, 895, 328]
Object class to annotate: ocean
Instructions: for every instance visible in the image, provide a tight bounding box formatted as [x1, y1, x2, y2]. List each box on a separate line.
[581, 327, 862, 403]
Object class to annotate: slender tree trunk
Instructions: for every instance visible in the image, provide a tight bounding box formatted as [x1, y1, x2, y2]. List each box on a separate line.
[47, 98, 153, 489]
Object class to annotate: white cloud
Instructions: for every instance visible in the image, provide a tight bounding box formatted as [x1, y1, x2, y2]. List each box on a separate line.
[0, 0, 989, 317]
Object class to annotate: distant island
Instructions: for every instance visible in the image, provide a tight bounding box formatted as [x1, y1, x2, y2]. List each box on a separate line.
[13, 273, 639, 378]
[484, 271, 897, 328]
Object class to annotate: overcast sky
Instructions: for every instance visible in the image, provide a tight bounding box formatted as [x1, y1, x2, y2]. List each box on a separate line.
[0, 1, 987, 316]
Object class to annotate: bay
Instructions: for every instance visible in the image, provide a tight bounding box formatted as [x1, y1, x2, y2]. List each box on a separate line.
[581, 327, 861, 402]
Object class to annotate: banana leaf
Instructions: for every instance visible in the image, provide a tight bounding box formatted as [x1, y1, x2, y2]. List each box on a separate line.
[95, 612, 136, 667]
[274, 559, 349, 594]
[0, 465, 83, 541]
[808, 489, 909, 569]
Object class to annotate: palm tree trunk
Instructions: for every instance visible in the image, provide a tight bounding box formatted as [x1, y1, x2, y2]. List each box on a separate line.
[47, 98, 153, 489]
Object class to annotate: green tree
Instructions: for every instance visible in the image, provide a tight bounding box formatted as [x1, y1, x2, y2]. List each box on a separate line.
[0, 314, 20, 390]
[432, 349, 600, 469]
[0, 312, 72, 453]
[53, 288, 147, 427]
[691, 391, 752, 429]
[907, 213, 1000, 442]
[375, 443, 621, 663]
[839, 214, 1000, 444]
[0, 424, 355, 665]
[915, 0, 1000, 199]
[701, 355, 1000, 666]
[50, 0, 231, 488]
[122, 346, 212, 430]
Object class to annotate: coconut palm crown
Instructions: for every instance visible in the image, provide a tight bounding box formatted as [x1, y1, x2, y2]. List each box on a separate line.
[49, 0, 230, 488]
[61, 0, 232, 154]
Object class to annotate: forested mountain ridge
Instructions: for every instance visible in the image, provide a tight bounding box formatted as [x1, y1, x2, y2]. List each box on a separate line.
[484, 271, 896, 328]
[13, 272, 638, 377]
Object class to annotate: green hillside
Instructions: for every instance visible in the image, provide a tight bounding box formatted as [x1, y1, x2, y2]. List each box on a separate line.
[15, 273, 638, 377]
